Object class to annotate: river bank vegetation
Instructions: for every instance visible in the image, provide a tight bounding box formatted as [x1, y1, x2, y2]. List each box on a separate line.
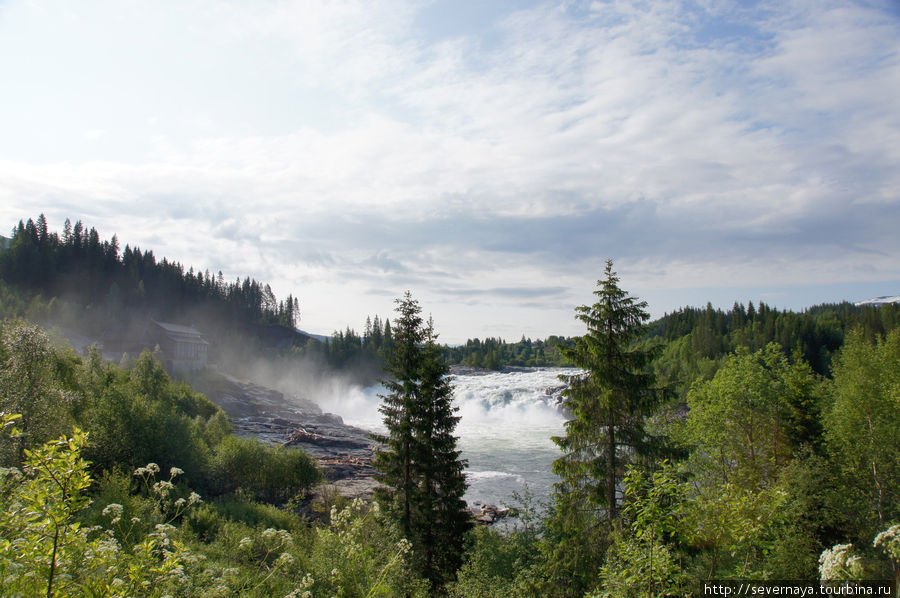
[2, 217, 900, 596]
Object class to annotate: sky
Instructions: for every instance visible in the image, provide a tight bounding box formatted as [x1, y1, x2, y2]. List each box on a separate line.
[1, 0, 899, 344]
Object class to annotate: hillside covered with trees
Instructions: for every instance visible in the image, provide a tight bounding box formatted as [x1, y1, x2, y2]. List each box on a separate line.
[0, 215, 303, 355]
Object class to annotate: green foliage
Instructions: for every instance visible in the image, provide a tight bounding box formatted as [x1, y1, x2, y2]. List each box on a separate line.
[594, 462, 690, 598]
[0, 321, 72, 463]
[683, 343, 823, 487]
[0, 416, 93, 597]
[552, 260, 663, 523]
[306, 499, 429, 597]
[675, 344, 834, 580]
[826, 328, 900, 541]
[684, 481, 789, 579]
[542, 261, 664, 596]
[448, 506, 545, 598]
[648, 300, 900, 381]
[78, 349, 217, 487]
[211, 435, 321, 505]
[206, 494, 308, 533]
[764, 453, 841, 579]
[0, 416, 197, 597]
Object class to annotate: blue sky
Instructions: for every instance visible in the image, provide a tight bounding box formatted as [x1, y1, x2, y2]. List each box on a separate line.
[1, 0, 898, 343]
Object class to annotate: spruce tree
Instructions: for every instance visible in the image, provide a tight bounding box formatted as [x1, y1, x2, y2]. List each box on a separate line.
[544, 260, 663, 594]
[414, 316, 470, 586]
[373, 292, 470, 590]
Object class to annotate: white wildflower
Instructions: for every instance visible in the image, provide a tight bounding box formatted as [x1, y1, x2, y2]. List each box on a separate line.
[102, 503, 123, 525]
[261, 528, 278, 542]
[874, 524, 900, 559]
[819, 543, 864, 581]
[153, 480, 174, 497]
[169, 466, 184, 478]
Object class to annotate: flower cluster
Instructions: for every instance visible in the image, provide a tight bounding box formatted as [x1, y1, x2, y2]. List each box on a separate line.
[873, 524, 900, 560]
[133, 462, 161, 477]
[284, 572, 315, 598]
[237, 528, 296, 570]
[819, 543, 864, 581]
[102, 503, 124, 526]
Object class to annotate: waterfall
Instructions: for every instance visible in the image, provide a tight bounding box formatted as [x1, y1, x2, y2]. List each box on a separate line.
[315, 367, 575, 509]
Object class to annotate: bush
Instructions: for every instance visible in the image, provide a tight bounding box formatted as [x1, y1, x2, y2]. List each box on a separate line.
[211, 493, 307, 533]
[211, 435, 321, 504]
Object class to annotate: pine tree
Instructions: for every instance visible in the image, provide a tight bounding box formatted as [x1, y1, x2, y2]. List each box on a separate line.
[373, 292, 470, 590]
[544, 260, 663, 594]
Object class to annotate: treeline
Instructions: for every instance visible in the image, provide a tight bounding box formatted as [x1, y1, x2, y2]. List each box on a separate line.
[322, 315, 394, 369]
[647, 300, 900, 398]
[444, 301, 900, 376]
[283, 314, 395, 385]
[444, 335, 576, 369]
[649, 300, 899, 372]
[317, 319, 578, 376]
[0, 215, 301, 340]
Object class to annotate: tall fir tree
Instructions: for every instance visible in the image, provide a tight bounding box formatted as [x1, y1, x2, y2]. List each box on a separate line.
[373, 292, 470, 591]
[543, 260, 663, 595]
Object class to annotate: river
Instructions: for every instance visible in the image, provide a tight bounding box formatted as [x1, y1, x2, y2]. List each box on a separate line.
[316, 367, 575, 510]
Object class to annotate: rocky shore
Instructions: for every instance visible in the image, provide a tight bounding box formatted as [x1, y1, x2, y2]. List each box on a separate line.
[195, 370, 523, 523]
[192, 371, 381, 501]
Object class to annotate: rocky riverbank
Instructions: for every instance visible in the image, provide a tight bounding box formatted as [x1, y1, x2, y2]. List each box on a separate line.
[189, 370, 381, 500]
[192, 369, 530, 523]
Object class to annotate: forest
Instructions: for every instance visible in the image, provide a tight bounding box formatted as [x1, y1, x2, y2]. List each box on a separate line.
[1, 217, 899, 597]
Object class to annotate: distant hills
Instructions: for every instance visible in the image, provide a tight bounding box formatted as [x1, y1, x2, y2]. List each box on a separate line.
[297, 329, 331, 343]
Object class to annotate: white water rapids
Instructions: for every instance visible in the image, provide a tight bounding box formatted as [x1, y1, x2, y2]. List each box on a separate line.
[315, 368, 576, 509]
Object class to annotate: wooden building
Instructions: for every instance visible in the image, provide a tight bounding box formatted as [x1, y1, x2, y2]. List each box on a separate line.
[102, 319, 209, 371]
[147, 320, 209, 371]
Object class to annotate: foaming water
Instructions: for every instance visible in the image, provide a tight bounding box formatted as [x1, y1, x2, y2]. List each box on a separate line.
[315, 368, 576, 509]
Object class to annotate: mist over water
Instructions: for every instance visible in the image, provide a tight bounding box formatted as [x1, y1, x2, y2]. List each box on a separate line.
[315, 368, 575, 509]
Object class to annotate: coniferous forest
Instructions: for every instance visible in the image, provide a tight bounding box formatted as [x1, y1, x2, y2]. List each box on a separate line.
[1, 217, 899, 597]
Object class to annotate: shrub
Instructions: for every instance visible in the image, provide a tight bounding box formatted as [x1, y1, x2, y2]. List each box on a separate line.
[211, 435, 321, 504]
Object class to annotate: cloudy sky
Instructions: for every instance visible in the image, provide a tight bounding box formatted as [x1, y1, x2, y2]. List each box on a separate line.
[1, 0, 898, 343]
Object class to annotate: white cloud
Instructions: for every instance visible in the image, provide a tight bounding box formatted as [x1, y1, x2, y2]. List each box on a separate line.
[0, 0, 898, 340]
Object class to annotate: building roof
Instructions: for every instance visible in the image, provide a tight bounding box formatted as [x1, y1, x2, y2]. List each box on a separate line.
[151, 319, 210, 345]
